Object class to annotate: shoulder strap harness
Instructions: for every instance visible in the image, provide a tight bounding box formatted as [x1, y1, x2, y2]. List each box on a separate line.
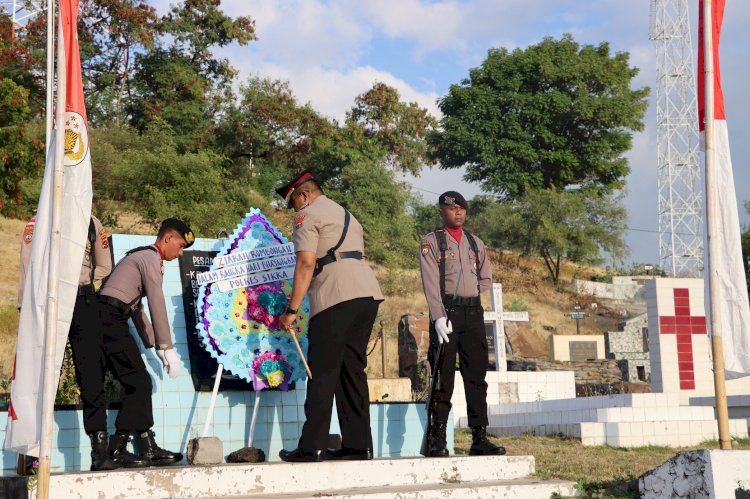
[435, 229, 482, 307]
[313, 209, 363, 277]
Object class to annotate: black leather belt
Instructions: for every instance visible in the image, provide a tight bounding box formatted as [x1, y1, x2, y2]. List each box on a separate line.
[443, 295, 481, 307]
[314, 251, 363, 277]
[97, 294, 131, 317]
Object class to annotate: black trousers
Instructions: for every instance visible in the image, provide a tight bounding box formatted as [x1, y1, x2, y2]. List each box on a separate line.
[298, 297, 379, 451]
[428, 305, 489, 427]
[68, 297, 153, 434]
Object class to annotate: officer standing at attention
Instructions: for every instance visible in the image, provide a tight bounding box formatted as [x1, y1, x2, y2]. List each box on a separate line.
[276, 170, 384, 462]
[96, 218, 193, 467]
[419, 191, 505, 457]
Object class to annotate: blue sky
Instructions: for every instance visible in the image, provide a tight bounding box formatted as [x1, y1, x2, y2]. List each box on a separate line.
[152, 0, 750, 268]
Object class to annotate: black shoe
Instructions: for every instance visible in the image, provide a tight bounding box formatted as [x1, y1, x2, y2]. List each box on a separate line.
[108, 432, 149, 468]
[469, 426, 506, 456]
[279, 448, 324, 463]
[134, 430, 183, 466]
[426, 421, 449, 457]
[88, 431, 117, 471]
[325, 447, 373, 461]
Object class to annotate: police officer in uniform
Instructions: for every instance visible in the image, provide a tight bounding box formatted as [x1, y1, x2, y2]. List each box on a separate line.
[276, 171, 384, 462]
[18, 215, 123, 471]
[419, 191, 505, 457]
[96, 218, 193, 467]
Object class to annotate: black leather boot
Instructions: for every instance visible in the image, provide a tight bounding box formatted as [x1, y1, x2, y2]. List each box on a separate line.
[469, 426, 506, 456]
[428, 421, 450, 457]
[133, 430, 183, 466]
[108, 432, 148, 468]
[88, 431, 117, 471]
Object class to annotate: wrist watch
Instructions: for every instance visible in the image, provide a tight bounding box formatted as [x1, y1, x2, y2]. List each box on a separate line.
[285, 306, 298, 315]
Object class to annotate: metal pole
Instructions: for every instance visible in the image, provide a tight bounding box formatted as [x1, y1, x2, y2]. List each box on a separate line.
[201, 364, 223, 438]
[703, 0, 731, 450]
[37, 4, 66, 496]
[576, 318, 580, 335]
[247, 390, 261, 448]
[380, 320, 387, 378]
[45, 0, 54, 153]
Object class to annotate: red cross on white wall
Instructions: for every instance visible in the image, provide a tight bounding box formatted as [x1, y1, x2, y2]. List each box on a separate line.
[658, 288, 707, 390]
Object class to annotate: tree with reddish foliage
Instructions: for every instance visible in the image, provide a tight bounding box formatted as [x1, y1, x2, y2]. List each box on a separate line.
[0, 12, 46, 115]
[347, 82, 437, 176]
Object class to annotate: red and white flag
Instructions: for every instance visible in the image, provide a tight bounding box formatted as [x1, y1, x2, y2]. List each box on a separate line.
[4, 0, 92, 454]
[699, 0, 750, 379]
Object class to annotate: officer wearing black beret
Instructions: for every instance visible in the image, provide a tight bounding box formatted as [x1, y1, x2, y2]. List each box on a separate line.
[95, 217, 193, 467]
[419, 191, 505, 457]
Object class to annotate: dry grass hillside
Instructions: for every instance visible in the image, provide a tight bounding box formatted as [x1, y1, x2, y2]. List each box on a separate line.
[0, 214, 633, 381]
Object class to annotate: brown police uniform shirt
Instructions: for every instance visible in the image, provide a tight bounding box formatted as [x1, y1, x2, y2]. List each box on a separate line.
[80, 216, 113, 289]
[17, 216, 112, 308]
[99, 245, 173, 349]
[419, 229, 493, 321]
[292, 195, 384, 317]
[17, 218, 35, 309]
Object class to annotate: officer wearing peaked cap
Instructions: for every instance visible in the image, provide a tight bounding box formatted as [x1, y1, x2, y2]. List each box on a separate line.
[276, 170, 384, 463]
[419, 191, 506, 458]
[95, 217, 194, 468]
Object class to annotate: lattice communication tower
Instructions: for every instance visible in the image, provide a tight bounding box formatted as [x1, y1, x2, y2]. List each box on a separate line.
[649, 0, 704, 277]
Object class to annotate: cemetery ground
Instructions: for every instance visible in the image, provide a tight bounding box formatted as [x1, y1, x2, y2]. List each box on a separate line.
[454, 429, 750, 498]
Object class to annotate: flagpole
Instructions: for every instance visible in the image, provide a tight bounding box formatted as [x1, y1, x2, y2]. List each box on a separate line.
[703, 0, 731, 451]
[37, 2, 67, 495]
[45, 0, 54, 152]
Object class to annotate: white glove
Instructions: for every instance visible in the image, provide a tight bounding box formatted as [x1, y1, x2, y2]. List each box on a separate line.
[434, 317, 453, 344]
[157, 348, 181, 379]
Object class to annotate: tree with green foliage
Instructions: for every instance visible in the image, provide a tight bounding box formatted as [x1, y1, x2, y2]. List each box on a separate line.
[127, 0, 255, 149]
[409, 194, 441, 237]
[741, 201, 750, 297]
[91, 121, 265, 235]
[0, 80, 43, 217]
[431, 34, 649, 199]
[216, 77, 336, 194]
[469, 189, 628, 285]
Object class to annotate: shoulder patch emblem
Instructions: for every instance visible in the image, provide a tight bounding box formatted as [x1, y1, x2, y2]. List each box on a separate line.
[421, 242, 430, 255]
[22, 222, 34, 244]
[294, 214, 305, 229]
[99, 228, 109, 249]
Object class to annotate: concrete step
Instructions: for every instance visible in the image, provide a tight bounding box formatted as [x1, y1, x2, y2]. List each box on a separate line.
[223, 478, 579, 498]
[42, 455, 551, 498]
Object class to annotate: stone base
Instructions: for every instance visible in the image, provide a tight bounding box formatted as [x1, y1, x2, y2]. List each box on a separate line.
[368, 377, 412, 401]
[639, 450, 750, 498]
[186, 437, 223, 465]
[226, 446, 265, 463]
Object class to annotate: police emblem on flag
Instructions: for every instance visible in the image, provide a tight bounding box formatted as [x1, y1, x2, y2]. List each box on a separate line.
[63, 112, 88, 166]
